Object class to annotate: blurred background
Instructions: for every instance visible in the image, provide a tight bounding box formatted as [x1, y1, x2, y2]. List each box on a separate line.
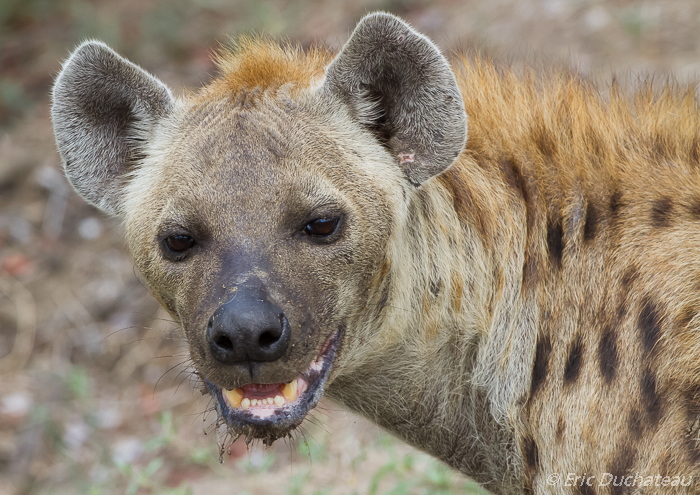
[1, 0, 700, 494]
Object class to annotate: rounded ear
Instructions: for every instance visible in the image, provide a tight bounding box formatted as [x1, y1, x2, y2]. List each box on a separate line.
[51, 41, 174, 216]
[321, 13, 467, 186]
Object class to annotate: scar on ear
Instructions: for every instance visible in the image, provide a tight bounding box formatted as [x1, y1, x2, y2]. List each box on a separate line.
[398, 153, 415, 164]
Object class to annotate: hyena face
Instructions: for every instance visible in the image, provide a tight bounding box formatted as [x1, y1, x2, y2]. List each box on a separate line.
[124, 97, 403, 441]
[52, 14, 466, 444]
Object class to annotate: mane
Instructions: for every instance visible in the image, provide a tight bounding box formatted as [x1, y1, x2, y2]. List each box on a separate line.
[198, 37, 334, 99]
[456, 56, 700, 171]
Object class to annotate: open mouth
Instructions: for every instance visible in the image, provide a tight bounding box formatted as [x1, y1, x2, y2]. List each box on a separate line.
[205, 328, 342, 445]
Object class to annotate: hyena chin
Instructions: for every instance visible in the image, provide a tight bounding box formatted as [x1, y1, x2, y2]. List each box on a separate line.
[52, 11, 700, 494]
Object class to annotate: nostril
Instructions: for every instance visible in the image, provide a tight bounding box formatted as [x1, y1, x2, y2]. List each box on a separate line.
[214, 334, 234, 351]
[258, 330, 280, 348]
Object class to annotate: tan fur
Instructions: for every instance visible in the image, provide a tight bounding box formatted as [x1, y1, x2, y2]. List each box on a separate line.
[199, 38, 332, 100]
[52, 14, 700, 494]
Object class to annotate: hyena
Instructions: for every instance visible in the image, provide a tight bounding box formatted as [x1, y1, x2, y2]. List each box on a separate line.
[51, 12, 700, 494]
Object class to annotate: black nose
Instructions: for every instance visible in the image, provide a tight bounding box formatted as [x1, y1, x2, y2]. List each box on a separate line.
[206, 296, 291, 365]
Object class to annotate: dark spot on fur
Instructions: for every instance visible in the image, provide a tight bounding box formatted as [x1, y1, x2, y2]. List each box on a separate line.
[522, 252, 541, 291]
[418, 189, 433, 221]
[533, 124, 556, 158]
[684, 383, 700, 423]
[609, 446, 636, 495]
[575, 479, 596, 495]
[689, 196, 700, 219]
[687, 435, 700, 466]
[638, 298, 662, 355]
[598, 325, 618, 383]
[499, 157, 528, 202]
[610, 190, 623, 217]
[681, 383, 700, 465]
[583, 201, 599, 242]
[651, 197, 673, 228]
[429, 278, 442, 298]
[523, 434, 539, 470]
[375, 272, 392, 315]
[615, 298, 628, 325]
[547, 212, 564, 268]
[556, 417, 566, 442]
[585, 126, 605, 158]
[641, 368, 664, 429]
[678, 306, 696, 329]
[438, 169, 489, 240]
[620, 266, 638, 291]
[628, 406, 645, 440]
[564, 334, 584, 386]
[691, 136, 700, 164]
[374, 259, 391, 285]
[530, 335, 552, 397]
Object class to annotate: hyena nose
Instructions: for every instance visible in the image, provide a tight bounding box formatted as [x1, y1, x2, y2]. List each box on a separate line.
[206, 297, 291, 364]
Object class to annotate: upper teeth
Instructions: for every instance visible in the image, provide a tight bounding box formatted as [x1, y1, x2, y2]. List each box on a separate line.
[224, 387, 243, 408]
[282, 379, 298, 402]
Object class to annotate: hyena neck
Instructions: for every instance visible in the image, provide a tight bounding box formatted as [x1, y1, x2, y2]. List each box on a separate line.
[327, 162, 527, 489]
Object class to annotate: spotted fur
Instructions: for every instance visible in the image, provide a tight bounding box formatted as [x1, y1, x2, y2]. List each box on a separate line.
[52, 12, 700, 494]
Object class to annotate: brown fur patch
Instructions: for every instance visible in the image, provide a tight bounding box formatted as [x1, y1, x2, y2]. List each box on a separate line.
[437, 168, 490, 241]
[556, 416, 566, 442]
[530, 335, 552, 397]
[608, 445, 636, 493]
[650, 196, 673, 228]
[564, 333, 584, 386]
[524, 434, 539, 471]
[640, 368, 664, 430]
[583, 201, 599, 242]
[499, 156, 528, 201]
[638, 297, 663, 356]
[598, 325, 618, 383]
[547, 210, 564, 269]
[201, 37, 332, 99]
[609, 189, 623, 218]
[677, 305, 696, 329]
[689, 196, 700, 219]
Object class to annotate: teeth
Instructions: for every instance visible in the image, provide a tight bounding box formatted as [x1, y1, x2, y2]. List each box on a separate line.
[224, 388, 243, 408]
[228, 378, 301, 411]
[282, 379, 298, 402]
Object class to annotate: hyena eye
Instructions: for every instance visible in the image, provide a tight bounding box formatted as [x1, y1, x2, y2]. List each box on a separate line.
[164, 234, 195, 253]
[304, 217, 340, 237]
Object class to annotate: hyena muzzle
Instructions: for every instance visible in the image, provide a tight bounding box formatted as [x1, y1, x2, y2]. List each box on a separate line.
[52, 12, 700, 494]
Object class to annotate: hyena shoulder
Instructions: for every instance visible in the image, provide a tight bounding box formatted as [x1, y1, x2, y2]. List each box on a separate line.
[453, 60, 700, 491]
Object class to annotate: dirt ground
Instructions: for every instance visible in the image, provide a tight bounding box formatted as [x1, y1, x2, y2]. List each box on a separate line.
[2, 1, 700, 494]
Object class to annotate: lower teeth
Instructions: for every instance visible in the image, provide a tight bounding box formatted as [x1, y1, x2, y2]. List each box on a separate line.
[226, 379, 299, 410]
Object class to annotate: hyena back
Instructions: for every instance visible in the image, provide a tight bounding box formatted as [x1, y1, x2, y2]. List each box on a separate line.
[51, 13, 700, 494]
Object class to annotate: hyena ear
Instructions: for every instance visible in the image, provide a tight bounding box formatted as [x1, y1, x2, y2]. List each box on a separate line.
[51, 41, 174, 216]
[321, 13, 467, 186]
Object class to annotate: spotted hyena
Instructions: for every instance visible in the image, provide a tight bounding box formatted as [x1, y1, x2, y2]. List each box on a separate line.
[51, 12, 700, 494]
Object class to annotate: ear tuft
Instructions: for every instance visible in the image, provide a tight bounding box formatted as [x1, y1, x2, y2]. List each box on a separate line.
[322, 13, 467, 185]
[51, 41, 174, 216]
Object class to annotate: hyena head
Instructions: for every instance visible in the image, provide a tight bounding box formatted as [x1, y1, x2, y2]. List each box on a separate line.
[51, 13, 467, 444]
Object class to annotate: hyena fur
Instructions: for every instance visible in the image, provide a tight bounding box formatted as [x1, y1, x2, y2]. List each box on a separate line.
[52, 12, 700, 494]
